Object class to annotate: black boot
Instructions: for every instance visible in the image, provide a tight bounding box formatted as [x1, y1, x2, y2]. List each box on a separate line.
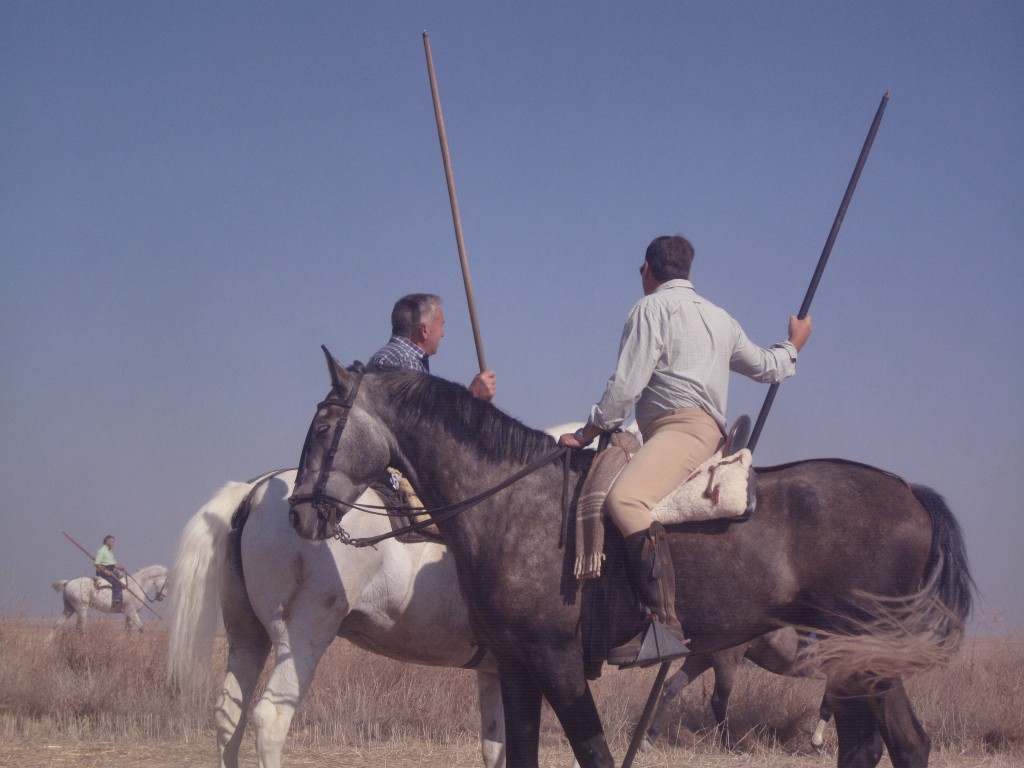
[607, 522, 688, 668]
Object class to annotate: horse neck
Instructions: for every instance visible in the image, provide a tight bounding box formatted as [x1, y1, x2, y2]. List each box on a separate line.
[380, 392, 558, 508]
[131, 565, 166, 588]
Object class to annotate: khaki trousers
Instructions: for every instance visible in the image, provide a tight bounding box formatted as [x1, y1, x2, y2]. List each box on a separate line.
[606, 408, 724, 537]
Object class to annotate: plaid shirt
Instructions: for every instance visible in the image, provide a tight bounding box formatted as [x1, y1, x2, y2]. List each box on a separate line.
[367, 335, 430, 374]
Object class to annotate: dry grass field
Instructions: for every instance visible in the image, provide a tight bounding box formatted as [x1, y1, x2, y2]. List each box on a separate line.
[1, 617, 1021, 767]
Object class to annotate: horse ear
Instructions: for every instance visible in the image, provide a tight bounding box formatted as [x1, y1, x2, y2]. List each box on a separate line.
[321, 345, 351, 389]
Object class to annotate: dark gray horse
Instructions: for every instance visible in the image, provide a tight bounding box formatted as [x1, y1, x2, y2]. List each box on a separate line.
[289, 353, 973, 768]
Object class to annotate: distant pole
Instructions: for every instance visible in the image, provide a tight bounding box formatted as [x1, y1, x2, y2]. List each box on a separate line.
[61, 530, 160, 617]
[422, 31, 487, 373]
[747, 91, 890, 454]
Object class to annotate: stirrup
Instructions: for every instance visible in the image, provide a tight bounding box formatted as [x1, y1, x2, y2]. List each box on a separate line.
[616, 619, 689, 669]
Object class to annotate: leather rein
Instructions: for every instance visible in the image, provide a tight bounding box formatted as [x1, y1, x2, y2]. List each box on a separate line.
[288, 366, 573, 548]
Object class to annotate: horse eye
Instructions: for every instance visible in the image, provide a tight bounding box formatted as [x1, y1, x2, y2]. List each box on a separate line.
[315, 423, 331, 437]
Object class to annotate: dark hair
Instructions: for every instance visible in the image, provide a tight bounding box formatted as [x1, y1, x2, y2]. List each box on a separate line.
[644, 235, 694, 281]
[390, 294, 441, 337]
[103, 535, 115, 545]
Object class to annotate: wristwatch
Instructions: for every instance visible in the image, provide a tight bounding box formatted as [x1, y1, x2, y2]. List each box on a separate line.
[573, 427, 592, 446]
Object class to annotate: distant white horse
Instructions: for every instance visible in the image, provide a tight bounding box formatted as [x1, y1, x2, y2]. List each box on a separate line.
[50, 564, 168, 635]
[166, 470, 504, 768]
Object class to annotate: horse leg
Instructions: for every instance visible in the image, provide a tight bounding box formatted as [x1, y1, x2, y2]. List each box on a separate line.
[645, 654, 713, 746]
[498, 660, 543, 768]
[251, 621, 335, 768]
[867, 679, 929, 768]
[475, 670, 506, 768]
[49, 610, 71, 640]
[125, 610, 144, 633]
[710, 653, 741, 750]
[828, 684, 885, 768]
[527, 649, 614, 768]
[812, 691, 832, 748]
[216, 578, 272, 768]
[215, 635, 270, 768]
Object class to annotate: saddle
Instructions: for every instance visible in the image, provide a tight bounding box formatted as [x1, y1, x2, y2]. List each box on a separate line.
[94, 574, 126, 590]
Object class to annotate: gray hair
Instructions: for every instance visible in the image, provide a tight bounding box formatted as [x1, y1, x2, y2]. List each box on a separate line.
[390, 293, 441, 338]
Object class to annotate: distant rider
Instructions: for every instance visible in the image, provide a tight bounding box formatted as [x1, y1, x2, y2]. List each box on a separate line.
[94, 534, 125, 612]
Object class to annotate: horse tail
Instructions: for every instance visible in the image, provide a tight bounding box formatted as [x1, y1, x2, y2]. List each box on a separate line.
[803, 484, 975, 688]
[913, 484, 976, 623]
[52, 580, 69, 592]
[166, 480, 254, 697]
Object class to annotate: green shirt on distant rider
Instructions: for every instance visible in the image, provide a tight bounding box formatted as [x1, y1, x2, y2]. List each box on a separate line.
[94, 535, 124, 611]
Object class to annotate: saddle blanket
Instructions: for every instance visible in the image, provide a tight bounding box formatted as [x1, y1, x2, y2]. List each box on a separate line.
[650, 448, 754, 524]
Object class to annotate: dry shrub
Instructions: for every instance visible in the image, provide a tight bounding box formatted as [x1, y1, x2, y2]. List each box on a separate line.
[284, 641, 485, 747]
[0, 621, 202, 741]
[906, 636, 1024, 754]
[2, 617, 1022, 762]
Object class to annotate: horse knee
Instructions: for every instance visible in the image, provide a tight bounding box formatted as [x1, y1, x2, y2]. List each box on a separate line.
[251, 697, 280, 732]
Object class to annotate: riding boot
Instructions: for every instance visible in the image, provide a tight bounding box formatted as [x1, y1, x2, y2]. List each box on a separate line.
[607, 521, 689, 668]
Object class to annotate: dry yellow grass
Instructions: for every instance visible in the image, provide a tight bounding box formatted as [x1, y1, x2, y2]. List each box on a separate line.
[1, 618, 1021, 766]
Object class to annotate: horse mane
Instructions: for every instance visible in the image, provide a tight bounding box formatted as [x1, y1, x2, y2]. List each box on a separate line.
[372, 370, 556, 465]
[131, 564, 167, 580]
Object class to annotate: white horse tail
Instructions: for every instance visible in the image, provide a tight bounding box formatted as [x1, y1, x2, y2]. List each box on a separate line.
[166, 480, 254, 697]
[52, 580, 70, 592]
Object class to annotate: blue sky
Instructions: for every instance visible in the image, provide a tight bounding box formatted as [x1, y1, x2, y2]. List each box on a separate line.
[2, 2, 1021, 633]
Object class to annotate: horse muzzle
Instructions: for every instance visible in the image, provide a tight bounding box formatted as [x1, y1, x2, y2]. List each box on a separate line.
[288, 493, 341, 540]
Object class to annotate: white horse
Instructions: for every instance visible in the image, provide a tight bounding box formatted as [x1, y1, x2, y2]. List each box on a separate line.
[50, 564, 168, 635]
[166, 470, 504, 768]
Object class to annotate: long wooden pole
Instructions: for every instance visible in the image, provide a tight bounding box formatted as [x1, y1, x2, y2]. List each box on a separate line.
[422, 31, 487, 372]
[61, 530, 161, 618]
[747, 91, 890, 454]
[621, 661, 672, 768]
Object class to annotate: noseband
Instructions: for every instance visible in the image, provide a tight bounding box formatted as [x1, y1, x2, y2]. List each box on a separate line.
[288, 366, 365, 525]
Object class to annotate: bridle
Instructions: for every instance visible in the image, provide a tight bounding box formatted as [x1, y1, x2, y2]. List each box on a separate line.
[287, 364, 366, 526]
[152, 577, 168, 602]
[125, 568, 168, 603]
[287, 364, 575, 548]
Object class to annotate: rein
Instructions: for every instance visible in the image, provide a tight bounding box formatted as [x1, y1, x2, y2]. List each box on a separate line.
[339, 445, 571, 548]
[127, 569, 168, 604]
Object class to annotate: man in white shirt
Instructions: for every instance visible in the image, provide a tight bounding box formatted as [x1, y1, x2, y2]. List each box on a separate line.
[559, 235, 812, 667]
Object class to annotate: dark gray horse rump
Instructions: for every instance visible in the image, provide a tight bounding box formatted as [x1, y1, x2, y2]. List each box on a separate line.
[289, 352, 974, 768]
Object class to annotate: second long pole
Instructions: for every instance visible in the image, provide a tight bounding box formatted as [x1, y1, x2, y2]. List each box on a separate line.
[422, 32, 487, 373]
